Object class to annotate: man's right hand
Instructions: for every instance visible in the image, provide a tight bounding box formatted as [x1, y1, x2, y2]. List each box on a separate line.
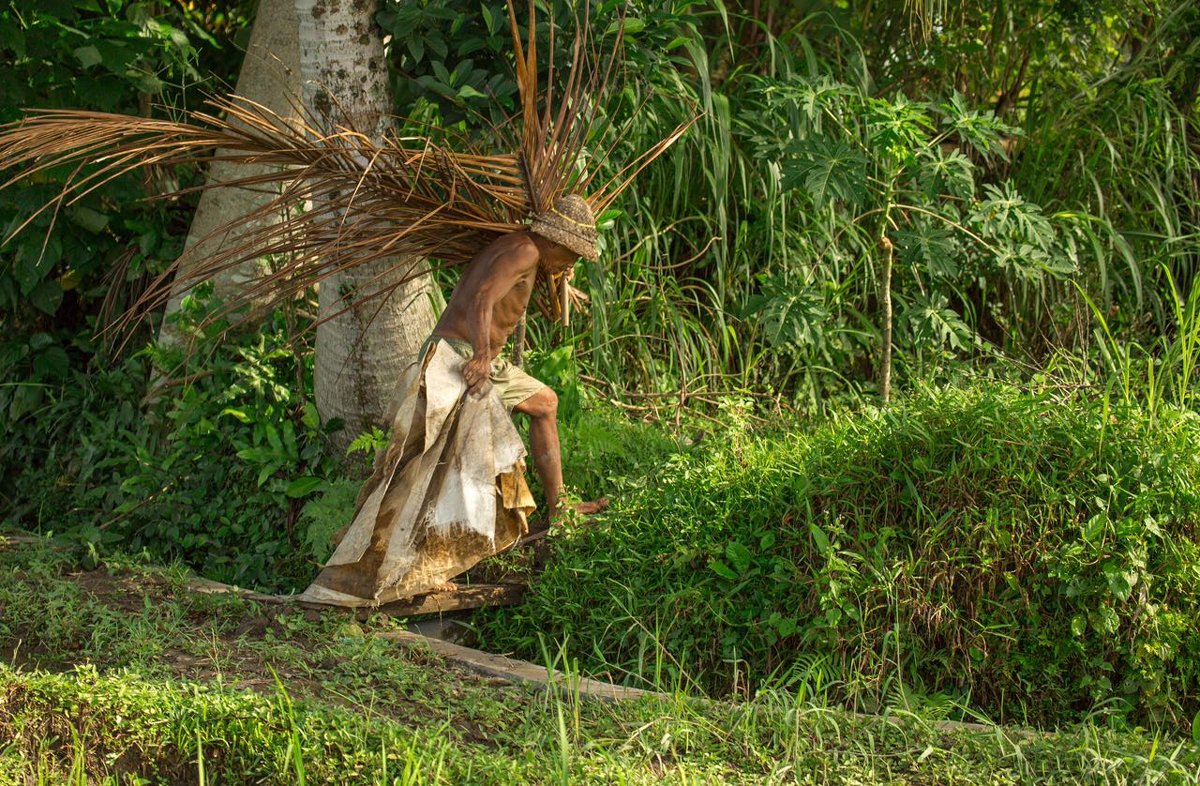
[463, 354, 493, 397]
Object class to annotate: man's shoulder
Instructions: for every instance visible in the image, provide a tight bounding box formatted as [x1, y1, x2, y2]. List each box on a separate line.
[498, 230, 538, 254]
[487, 231, 539, 267]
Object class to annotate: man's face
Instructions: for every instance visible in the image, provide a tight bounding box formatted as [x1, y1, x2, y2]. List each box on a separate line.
[543, 241, 580, 273]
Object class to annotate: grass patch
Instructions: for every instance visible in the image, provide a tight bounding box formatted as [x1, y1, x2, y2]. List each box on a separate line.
[476, 383, 1200, 731]
[2, 539, 1198, 783]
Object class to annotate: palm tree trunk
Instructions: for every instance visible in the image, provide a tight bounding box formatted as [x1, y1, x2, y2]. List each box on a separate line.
[295, 0, 437, 457]
[160, 0, 302, 344]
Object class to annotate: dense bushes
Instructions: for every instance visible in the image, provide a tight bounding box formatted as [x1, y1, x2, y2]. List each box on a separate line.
[477, 383, 1200, 729]
[0, 296, 352, 590]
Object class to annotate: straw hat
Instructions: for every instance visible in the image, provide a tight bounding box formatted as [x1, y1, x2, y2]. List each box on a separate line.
[529, 195, 599, 261]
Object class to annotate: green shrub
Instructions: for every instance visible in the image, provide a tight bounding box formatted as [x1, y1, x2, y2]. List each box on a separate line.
[476, 382, 1200, 729]
[0, 292, 350, 591]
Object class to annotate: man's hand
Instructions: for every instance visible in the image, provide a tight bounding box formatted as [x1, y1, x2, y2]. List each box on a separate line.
[463, 354, 493, 398]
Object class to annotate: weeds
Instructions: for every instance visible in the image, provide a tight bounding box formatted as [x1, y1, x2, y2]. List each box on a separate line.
[3, 542, 1198, 783]
[477, 382, 1200, 730]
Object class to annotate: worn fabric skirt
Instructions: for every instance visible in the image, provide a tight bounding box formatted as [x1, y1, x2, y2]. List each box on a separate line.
[300, 339, 534, 607]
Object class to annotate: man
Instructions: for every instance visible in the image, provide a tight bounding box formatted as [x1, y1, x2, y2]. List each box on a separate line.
[430, 193, 608, 525]
[301, 195, 609, 606]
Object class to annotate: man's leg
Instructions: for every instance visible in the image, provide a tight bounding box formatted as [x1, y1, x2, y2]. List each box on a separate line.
[513, 387, 564, 520]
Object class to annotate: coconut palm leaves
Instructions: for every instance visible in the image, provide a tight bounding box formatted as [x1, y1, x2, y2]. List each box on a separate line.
[0, 0, 693, 334]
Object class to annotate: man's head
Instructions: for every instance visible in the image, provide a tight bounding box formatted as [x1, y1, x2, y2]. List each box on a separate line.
[529, 194, 598, 267]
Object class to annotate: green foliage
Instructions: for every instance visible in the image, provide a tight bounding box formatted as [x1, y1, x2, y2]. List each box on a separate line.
[2, 544, 1199, 785]
[299, 478, 362, 566]
[555, 402, 682, 502]
[378, 0, 519, 124]
[750, 76, 1074, 367]
[455, 1, 1087, 408]
[0, 1, 248, 339]
[378, 0, 1195, 409]
[0, 2, 1197, 768]
[0, 291, 351, 591]
[1, 0, 209, 117]
[477, 383, 1200, 730]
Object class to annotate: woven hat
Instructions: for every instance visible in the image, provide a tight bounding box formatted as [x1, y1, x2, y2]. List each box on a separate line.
[529, 195, 599, 261]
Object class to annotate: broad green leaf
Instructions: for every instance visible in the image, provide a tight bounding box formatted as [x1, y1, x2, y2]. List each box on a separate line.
[1102, 560, 1136, 601]
[286, 476, 325, 499]
[782, 138, 867, 208]
[302, 401, 320, 431]
[937, 92, 1019, 160]
[866, 94, 933, 165]
[74, 45, 103, 69]
[28, 333, 54, 351]
[903, 294, 975, 351]
[606, 18, 645, 36]
[30, 279, 63, 315]
[68, 205, 110, 233]
[917, 147, 975, 200]
[8, 384, 44, 421]
[897, 218, 959, 279]
[1091, 605, 1120, 635]
[752, 274, 829, 349]
[809, 523, 831, 555]
[708, 559, 737, 581]
[725, 542, 752, 574]
[15, 236, 61, 295]
[33, 346, 68, 380]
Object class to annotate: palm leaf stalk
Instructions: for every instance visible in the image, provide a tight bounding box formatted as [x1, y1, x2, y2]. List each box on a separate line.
[0, 0, 695, 340]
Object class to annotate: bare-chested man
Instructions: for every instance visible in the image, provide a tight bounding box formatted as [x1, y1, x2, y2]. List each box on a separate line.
[429, 194, 607, 524]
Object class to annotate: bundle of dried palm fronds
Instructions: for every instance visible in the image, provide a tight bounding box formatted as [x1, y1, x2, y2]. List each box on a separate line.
[0, 0, 693, 337]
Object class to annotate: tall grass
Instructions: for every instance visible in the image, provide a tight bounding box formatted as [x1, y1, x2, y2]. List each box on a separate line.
[515, 1, 1200, 408]
[1075, 263, 1200, 418]
[477, 382, 1200, 730]
[1014, 43, 1200, 345]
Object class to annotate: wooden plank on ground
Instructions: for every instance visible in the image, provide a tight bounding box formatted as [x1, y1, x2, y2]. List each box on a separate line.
[377, 630, 658, 702]
[185, 577, 526, 617]
[376, 627, 1036, 736]
[374, 584, 526, 616]
[0, 534, 50, 548]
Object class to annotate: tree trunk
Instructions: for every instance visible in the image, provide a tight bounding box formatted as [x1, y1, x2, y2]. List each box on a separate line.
[295, 0, 437, 457]
[160, 0, 302, 343]
[878, 177, 897, 406]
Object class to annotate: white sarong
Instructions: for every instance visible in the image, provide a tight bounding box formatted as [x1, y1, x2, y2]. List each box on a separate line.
[300, 340, 534, 606]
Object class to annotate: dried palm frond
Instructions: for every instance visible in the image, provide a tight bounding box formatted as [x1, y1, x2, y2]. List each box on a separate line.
[0, 0, 696, 338]
[0, 97, 526, 334]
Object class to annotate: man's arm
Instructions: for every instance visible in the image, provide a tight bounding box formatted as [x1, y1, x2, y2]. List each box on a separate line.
[461, 238, 538, 394]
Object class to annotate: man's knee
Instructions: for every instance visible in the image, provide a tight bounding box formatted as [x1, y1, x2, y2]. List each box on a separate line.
[516, 387, 557, 419]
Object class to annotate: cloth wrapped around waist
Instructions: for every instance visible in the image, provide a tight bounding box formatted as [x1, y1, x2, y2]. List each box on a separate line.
[300, 339, 534, 607]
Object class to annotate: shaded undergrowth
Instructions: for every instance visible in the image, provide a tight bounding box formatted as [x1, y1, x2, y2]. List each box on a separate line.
[1, 541, 1198, 784]
[476, 382, 1200, 732]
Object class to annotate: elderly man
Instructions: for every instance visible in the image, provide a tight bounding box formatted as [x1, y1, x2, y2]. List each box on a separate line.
[430, 193, 608, 524]
[303, 195, 608, 606]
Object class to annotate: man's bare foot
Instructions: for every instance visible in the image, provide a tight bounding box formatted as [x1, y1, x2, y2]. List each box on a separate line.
[546, 496, 610, 522]
[429, 581, 459, 593]
[514, 503, 607, 549]
[574, 497, 610, 515]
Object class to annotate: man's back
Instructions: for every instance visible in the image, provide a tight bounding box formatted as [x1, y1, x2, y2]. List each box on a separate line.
[432, 231, 541, 359]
